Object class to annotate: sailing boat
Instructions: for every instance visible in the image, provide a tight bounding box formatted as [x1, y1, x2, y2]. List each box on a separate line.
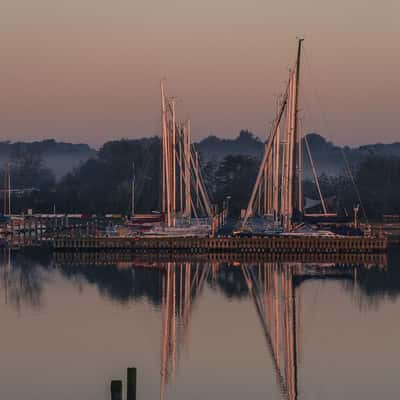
[240, 39, 362, 237]
[143, 81, 213, 238]
[124, 162, 165, 235]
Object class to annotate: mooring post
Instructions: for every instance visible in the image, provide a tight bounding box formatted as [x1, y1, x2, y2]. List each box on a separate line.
[127, 367, 137, 400]
[110, 380, 122, 400]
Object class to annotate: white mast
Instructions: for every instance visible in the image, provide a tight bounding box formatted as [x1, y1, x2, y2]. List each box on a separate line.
[294, 38, 304, 215]
[241, 80, 290, 229]
[3, 163, 11, 216]
[161, 81, 171, 226]
[185, 121, 191, 222]
[242, 39, 304, 231]
[195, 151, 200, 210]
[304, 135, 327, 214]
[8, 172, 11, 216]
[131, 162, 135, 217]
[171, 98, 176, 226]
[287, 70, 296, 230]
[178, 123, 183, 215]
[273, 125, 280, 219]
[160, 81, 213, 226]
[161, 81, 166, 215]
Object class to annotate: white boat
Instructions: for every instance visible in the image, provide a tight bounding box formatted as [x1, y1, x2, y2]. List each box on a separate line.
[143, 224, 210, 238]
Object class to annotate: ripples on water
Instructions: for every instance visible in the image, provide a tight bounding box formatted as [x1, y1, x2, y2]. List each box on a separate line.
[0, 248, 399, 400]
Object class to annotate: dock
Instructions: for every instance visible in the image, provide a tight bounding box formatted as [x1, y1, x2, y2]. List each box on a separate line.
[52, 235, 387, 254]
[52, 248, 387, 267]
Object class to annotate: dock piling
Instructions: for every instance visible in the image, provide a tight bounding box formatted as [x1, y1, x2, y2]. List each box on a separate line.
[110, 380, 123, 400]
[127, 367, 137, 400]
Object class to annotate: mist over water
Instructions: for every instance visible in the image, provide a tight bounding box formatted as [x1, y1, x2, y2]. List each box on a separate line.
[0, 248, 399, 400]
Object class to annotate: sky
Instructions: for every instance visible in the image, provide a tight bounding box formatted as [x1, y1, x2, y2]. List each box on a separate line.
[1, 0, 399, 147]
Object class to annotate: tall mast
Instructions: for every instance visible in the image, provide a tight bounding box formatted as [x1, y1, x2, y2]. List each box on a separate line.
[159, 82, 213, 224]
[3, 163, 7, 216]
[8, 168, 11, 215]
[161, 81, 166, 215]
[273, 125, 280, 219]
[171, 98, 176, 226]
[304, 134, 327, 214]
[178, 123, 183, 214]
[292, 38, 304, 215]
[185, 120, 191, 222]
[131, 162, 135, 217]
[241, 79, 289, 229]
[195, 151, 200, 210]
[241, 39, 304, 231]
[161, 81, 171, 226]
[287, 69, 295, 229]
[3, 163, 11, 216]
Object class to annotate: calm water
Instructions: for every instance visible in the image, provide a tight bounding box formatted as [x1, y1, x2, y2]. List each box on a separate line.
[0, 249, 399, 400]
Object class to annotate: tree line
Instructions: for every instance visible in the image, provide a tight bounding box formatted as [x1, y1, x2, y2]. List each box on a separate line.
[2, 136, 400, 221]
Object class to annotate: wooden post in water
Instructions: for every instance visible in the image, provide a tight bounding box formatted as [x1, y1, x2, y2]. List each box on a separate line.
[127, 367, 137, 400]
[110, 380, 122, 400]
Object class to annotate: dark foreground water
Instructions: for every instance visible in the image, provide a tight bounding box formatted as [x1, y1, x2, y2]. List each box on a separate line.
[0, 249, 399, 400]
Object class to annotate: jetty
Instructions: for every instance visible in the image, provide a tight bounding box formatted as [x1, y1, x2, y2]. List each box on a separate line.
[53, 247, 387, 267]
[52, 235, 387, 254]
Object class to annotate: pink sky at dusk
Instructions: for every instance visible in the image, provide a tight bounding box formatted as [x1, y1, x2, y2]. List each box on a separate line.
[1, 0, 399, 147]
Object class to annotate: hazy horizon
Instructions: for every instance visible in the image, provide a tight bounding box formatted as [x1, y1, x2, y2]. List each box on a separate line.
[1, 0, 399, 147]
[1, 129, 400, 151]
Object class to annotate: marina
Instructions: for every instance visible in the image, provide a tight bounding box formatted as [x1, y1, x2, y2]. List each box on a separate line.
[0, 39, 395, 258]
[1, 0, 399, 398]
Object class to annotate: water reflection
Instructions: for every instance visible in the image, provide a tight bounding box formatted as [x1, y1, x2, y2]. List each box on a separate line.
[0, 249, 398, 399]
[0, 250, 47, 311]
[157, 262, 379, 400]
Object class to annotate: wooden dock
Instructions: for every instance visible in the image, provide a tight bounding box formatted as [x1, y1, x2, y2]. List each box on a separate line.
[52, 235, 387, 254]
[52, 249, 387, 267]
[366, 222, 400, 245]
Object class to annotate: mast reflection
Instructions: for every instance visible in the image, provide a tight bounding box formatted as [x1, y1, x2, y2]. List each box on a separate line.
[242, 263, 299, 400]
[158, 261, 372, 400]
[160, 262, 210, 400]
